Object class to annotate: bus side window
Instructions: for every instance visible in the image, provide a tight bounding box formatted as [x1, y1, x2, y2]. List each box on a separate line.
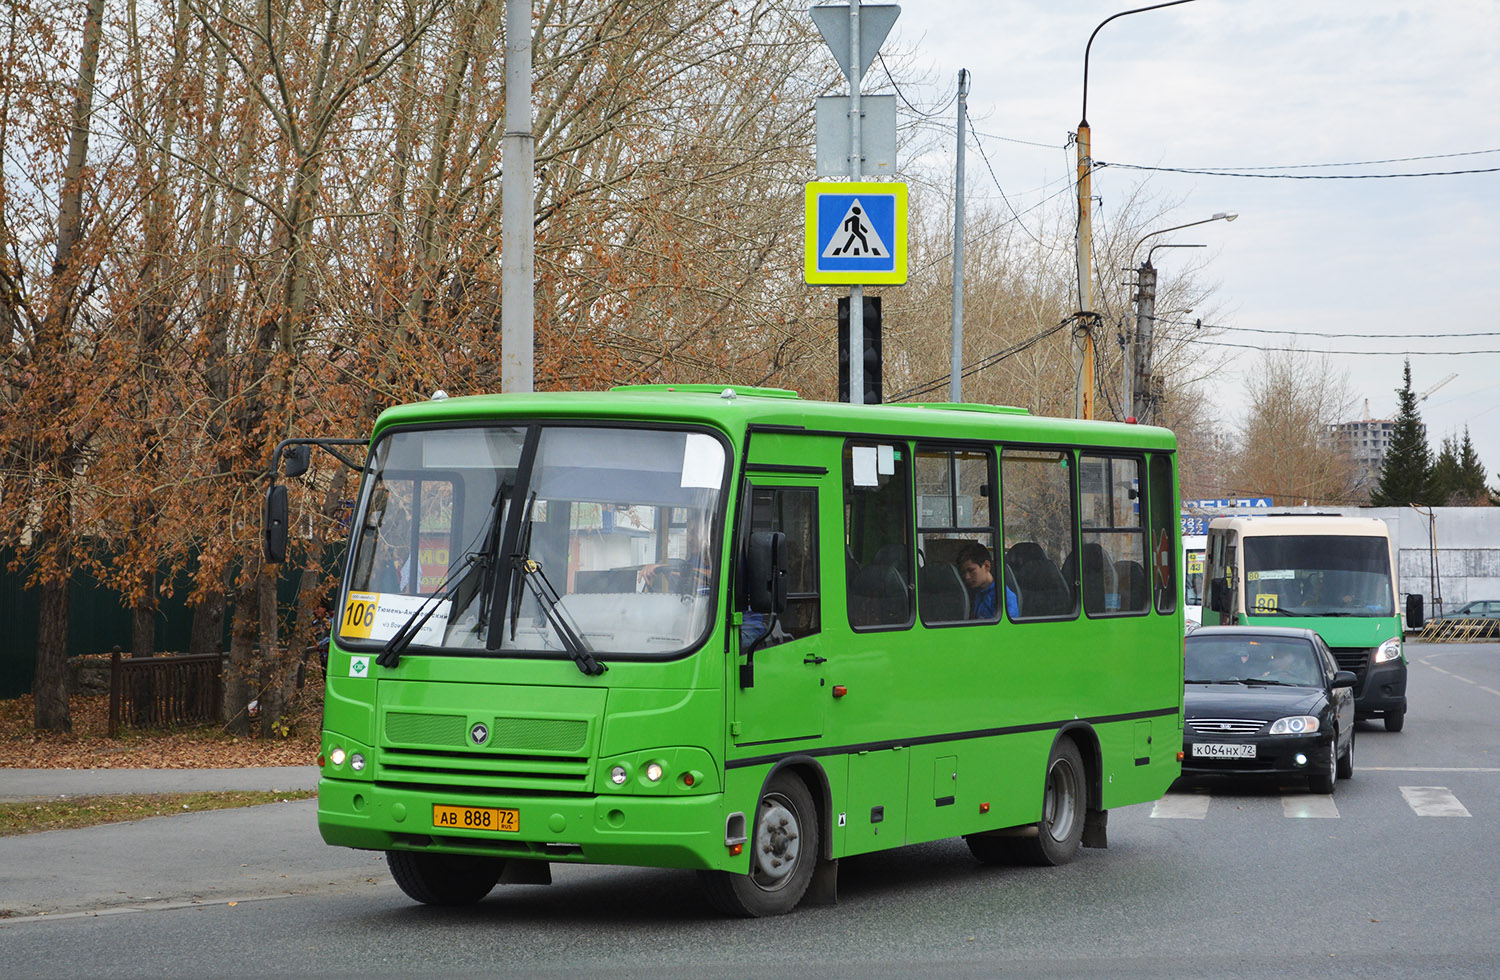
[844, 442, 913, 630]
[1000, 449, 1078, 620]
[915, 445, 998, 624]
[1148, 453, 1176, 614]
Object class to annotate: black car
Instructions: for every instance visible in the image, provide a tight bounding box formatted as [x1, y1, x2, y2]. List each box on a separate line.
[1181, 626, 1357, 794]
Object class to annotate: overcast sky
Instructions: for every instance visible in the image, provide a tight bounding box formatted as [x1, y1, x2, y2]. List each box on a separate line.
[861, 0, 1499, 489]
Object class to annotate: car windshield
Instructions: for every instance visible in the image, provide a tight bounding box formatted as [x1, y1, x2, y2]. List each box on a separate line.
[341, 424, 727, 658]
[1185, 635, 1323, 687]
[1242, 534, 1394, 617]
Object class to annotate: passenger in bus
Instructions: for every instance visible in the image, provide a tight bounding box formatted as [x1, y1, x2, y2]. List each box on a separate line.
[955, 541, 1019, 620]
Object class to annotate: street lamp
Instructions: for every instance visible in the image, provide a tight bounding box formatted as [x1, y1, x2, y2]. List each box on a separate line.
[1075, 0, 1199, 420]
[1127, 211, 1236, 423]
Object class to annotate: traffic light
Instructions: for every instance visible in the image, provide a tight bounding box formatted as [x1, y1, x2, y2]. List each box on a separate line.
[837, 296, 882, 404]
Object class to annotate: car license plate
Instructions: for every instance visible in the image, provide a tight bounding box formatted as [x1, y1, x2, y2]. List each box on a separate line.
[432, 804, 519, 832]
[1192, 742, 1256, 760]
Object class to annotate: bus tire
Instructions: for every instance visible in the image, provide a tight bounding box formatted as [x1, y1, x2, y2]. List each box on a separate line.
[1016, 739, 1087, 866]
[387, 850, 503, 906]
[699, 772, 818, 917]
[1383, 709, 1405, 733]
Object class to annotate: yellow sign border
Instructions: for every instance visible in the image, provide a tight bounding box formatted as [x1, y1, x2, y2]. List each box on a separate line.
[804, 181, 908, 285]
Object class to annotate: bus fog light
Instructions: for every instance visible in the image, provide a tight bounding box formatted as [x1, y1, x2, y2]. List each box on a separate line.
[350, 753, 366, 772]
[610, 766, 628, 785]
[330, 747, 347, 766]
[646, 763, 664, 782]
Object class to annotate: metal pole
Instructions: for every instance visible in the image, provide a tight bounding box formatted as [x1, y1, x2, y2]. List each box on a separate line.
[951, 69, 968, 403]
[1132, 261, 1157, 422]
[501, 0, 534, 393]
[848, 0, 864, 405]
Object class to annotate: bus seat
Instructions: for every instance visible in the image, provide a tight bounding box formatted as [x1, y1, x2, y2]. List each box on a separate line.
[851, 564, 908, 627]
[1066, 543, 1117, 614]
[1115, 559, 1147, 612]
[918, 561, 969, 622]
[1010, 544, 1071, 617]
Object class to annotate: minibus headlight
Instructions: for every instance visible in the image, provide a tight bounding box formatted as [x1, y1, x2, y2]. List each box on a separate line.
[329, 747, 347, 767]
[1375, 637, 1402, 663]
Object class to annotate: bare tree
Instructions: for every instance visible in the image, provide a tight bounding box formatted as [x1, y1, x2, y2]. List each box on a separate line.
[1227, 348, 1359, 505]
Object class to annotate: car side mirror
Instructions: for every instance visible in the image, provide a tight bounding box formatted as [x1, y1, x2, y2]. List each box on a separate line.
[746, 531, 788, 614]
[1209, 577, 1229, 614]
[264, 485, 289, 563]
[1331, 670, 1357, 690]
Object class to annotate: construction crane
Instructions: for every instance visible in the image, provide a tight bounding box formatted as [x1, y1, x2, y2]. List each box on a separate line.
[1419, 373, 1457, 401]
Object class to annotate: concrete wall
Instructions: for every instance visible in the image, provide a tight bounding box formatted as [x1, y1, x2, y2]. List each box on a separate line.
[1184, 505, 1500, 619]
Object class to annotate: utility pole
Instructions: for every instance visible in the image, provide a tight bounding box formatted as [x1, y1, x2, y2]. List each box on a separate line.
[1131, 261, 1157, 423]
[950, 69, 968, 403]
[846, 0, 865, 405]
[501, 0, 534, 393]
[1074, 119, 1094, 419]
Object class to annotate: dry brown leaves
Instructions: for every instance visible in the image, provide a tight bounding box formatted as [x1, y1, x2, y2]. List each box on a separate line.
[0, 695, 320, 770]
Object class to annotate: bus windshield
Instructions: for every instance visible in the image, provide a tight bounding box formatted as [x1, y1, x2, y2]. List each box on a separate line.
[342, 424, 728, 657]
[1243, 534, 1393, 617]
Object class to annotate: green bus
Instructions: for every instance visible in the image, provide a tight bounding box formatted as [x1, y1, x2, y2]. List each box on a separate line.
[267, 384, 1185, 916]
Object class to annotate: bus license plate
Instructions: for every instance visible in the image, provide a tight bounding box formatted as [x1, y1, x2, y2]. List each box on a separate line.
[432, 804, 519, 832]
[1192, 743, 1256, 760]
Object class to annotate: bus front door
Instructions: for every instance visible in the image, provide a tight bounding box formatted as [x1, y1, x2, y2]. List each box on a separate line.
[732, 482, 827, 747]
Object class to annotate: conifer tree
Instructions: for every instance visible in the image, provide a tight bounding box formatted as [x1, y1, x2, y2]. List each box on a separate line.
[1369, 361, 1434, 506]
[1456, 428, 1490, 504]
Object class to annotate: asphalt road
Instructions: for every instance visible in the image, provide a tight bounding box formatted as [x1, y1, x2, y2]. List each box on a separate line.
[1, 640, 1496, 978]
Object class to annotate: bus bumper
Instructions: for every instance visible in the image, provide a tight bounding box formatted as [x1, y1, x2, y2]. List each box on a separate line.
[1355, 657, 1407, 719]
[317, 776, 737, 872]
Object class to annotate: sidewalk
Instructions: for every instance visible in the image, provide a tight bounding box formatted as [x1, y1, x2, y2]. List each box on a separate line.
[0, 766, 319, 802]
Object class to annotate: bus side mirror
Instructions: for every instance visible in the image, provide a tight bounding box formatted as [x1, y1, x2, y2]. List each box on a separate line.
[1405, 592, 1424, 628]
[284, 444, 312, 478]
[1208, 577, 1229, 614]
[746, 531, 788, 614]
[264, 485, 288, 563]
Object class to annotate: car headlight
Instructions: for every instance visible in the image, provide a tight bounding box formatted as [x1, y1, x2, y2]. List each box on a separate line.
[1374, 637, 1402, 664]
[1269, 715, 1320, 735]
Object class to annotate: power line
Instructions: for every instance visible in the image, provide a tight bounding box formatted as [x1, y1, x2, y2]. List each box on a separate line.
[1099, 161, 1500, 179]
[965, 106, 1049, 249]
[1180, 337, 1500, 356]
[1123, 148, 1500, 172]
[890, 318, 1072, 402]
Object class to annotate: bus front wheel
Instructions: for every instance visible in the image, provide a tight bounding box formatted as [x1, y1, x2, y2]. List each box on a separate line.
[387, 850, 503, 905]
[700, 772, 819, 917]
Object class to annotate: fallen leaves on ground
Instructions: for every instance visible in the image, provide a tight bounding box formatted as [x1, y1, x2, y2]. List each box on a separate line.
[0, 695, 320, 770]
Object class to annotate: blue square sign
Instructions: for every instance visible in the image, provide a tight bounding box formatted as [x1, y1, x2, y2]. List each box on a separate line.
[804, 181, 907, 285]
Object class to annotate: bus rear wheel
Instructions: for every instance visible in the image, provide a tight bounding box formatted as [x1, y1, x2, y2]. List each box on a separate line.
[387, 850, 503, 905]
[700, 772, 818, 917]
[1018, 739, 1087, 866]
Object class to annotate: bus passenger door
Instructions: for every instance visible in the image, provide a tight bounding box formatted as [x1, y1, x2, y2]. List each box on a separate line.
[731, 483, 827, 747]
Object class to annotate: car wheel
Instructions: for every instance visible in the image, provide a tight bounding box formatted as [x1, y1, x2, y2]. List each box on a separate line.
[1309, 738, 1337, 794]
[1384, 709, 1405, 733]
[387, 850, 503, 905]
[1337, 728, 1354, 780]
[699, 771, 818, 917]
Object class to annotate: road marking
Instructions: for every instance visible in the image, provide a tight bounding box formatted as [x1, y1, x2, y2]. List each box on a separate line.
[1364, 766, 1500, 773]
[1283, 794, 1340, 818]
[1399, 786, 1471, 817]
[1151, 793, 1210, 819]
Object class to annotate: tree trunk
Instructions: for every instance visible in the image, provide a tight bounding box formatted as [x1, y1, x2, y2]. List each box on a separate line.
[32, 541, 72, 732]
[222, 578, 257, 736]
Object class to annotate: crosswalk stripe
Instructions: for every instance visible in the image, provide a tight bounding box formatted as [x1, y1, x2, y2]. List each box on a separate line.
[1282, 794, 1339, 818]
[1150, 794, 1210, 819]
[1399, 786, 1472, 817]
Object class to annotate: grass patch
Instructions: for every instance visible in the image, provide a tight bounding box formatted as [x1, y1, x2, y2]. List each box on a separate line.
[0, 789, 316, 837]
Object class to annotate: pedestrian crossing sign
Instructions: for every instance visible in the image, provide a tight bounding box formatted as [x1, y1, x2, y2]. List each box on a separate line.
[804, 181, 907, 285]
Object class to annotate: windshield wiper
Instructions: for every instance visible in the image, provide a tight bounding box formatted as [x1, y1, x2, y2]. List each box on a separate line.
[511, 555, 607, 676]
[376, 483, 509, 669]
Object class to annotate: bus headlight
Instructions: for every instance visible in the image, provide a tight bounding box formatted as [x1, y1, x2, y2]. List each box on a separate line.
[1375, 637, 1402, 663]
[1269, 715, 1319, 735]
[610, 766, 628, 785]
[329, 747, 347, 767]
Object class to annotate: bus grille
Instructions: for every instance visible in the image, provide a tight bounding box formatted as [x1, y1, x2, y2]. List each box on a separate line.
[1188, 718, 1266, 736]
[379, 712, 595, 795]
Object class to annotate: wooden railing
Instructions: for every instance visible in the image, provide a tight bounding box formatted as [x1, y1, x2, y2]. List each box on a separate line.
[108, 648, 223, 736]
